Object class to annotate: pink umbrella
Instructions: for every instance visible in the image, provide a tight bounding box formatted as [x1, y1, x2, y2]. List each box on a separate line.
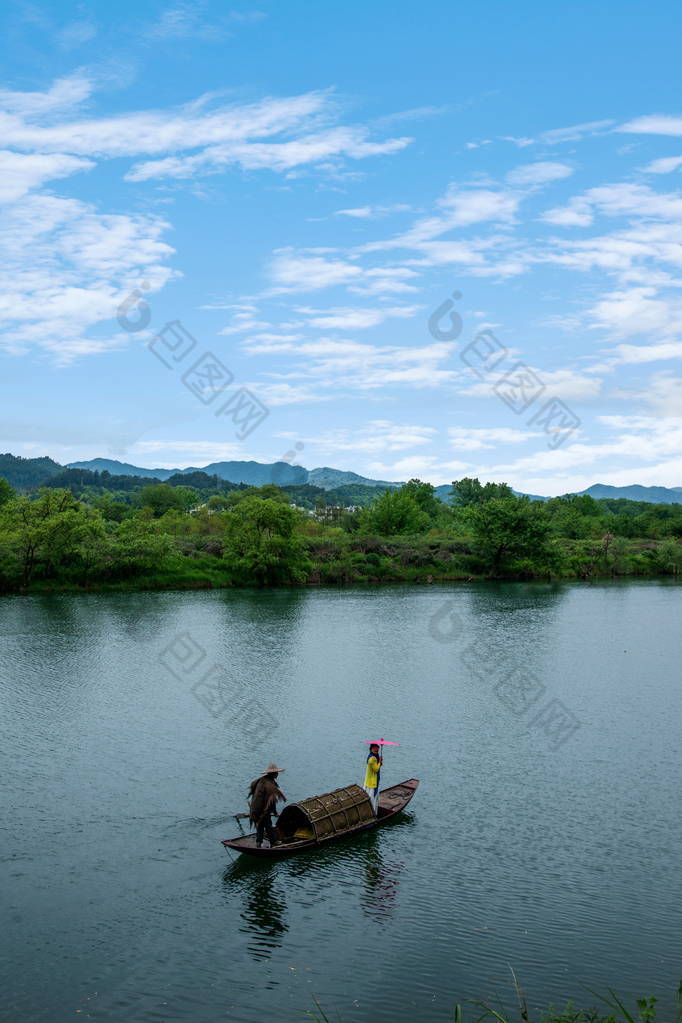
[364, 738, 399, 764]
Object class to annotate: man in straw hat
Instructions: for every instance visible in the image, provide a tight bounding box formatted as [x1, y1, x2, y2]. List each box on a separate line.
[248, 764, 286, 848]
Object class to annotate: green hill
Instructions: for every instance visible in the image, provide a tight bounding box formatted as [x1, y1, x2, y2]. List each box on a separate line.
[0, 453, 63, 490]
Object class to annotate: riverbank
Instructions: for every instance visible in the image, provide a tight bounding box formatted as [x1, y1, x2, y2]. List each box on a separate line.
[2, 482, 682, 594]
[5, 535, 681, 595]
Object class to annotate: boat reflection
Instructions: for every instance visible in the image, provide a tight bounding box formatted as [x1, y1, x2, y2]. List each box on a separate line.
[359, 832, 403, 923]
[223, 861, 289, 960]
[222, 811, 415, 958]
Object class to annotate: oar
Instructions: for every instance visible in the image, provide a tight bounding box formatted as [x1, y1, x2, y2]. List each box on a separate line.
[233, 812, 249, 836]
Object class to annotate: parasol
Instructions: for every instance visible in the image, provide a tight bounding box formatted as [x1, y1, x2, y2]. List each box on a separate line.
[364, 738, 399, 765]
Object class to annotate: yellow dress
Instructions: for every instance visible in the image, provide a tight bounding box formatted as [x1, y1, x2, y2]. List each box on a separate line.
[364, 754, 381, 790]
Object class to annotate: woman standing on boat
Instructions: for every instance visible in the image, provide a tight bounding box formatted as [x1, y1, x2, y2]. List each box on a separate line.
[249, 764, 286, 848]
[363, 744, 383, 814]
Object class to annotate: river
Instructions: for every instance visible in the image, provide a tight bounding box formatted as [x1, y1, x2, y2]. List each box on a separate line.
[1, 582, 680, 1021]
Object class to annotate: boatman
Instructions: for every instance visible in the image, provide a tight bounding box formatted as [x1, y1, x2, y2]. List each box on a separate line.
[363, 743, 383, 815]
[249, 763, 286, 848]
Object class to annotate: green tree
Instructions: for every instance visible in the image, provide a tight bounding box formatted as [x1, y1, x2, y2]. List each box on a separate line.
[0, 489, 105, 587]
[109, 516, 175, 577]
[402, 479, 442, 519]
[0, 477, 15, 506]
[93, 493, 130, 522]
[358, 488, 430, 535]
[206, 494, 232, 512]
[469, 495, 558, 576]
[138, 483, 197, 517]
[655, 537, 682, 575]
[450, 477, 514, 507]
[545, 494, 607, 539]
[223, 497, 311, 585]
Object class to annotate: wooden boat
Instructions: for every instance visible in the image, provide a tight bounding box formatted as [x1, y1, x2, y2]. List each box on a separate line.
[222, 778, 419, 858]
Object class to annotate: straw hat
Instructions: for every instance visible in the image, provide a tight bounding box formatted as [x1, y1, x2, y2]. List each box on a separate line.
[261, 763, 285, 774]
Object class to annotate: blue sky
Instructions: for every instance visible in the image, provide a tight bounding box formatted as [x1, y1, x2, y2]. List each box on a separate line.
[2, 0, 682, 494]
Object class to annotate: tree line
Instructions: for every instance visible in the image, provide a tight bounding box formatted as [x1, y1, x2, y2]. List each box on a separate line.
[0, 473, 681, 592]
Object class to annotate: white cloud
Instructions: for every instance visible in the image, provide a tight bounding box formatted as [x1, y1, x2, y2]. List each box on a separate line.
[541, 198, 594, 226]
[148, 4, 265, 39]
[619, 115, 682, 136]
[471, 398, 682, 493]
[461, 366, 601, 402]
[297, 304, 419, 330]
[306, 420, 436, 455]
[642, 155, 682, 174]
[613, 341, 682, 363]
[242, 381, 332, 406]
[268, 249, 364, 293]
[364, 455, 470, 482]
[1, 76, 410, 183]
[0, 193, 175, 361]
[506, 161, 574, 187]
[502, 120, 613, 148]
[540, 119, 614, 144]
[542, 182, 682, 231]
[336, 204, 411, 218]
[399, 186, 521, 244]
[218, 312, 271, 335]
[448, 426, 540, 450]
[643, 372, 682, 416]
[127, 126, 412, 181]
[349, 266, 419, 295]
[245, 333, 460, 394]
[128, 439, 247, 465]
[0, 73, 93, 116]
[0, 150, 94, 203]
[588, 286, 682, 339]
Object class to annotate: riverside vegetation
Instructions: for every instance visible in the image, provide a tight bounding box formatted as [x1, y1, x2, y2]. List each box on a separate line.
[307, 980, 682, 1022]
[1, 469, 682, 593]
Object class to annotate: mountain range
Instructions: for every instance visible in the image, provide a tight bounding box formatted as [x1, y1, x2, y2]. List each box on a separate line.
[65, 458, 403, 491]
[1, 452, 681, 504]
[64, 458, 682, 504]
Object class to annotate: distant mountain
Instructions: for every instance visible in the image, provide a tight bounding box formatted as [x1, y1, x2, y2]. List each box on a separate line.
[66, 458, 307, 487]
[67, 458, 171, 480]
[577, 483, 682, 505]
[0, 452, 674, 505]
[0, 452, 63, 489]
[181, 460, 308, 486]
[308, 467, 400, 490]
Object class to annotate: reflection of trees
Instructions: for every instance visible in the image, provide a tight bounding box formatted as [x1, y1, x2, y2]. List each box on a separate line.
[224, 863, 288, 961]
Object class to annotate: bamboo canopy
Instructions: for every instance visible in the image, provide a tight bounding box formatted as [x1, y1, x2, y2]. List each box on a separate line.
[276, 784, 374, 841]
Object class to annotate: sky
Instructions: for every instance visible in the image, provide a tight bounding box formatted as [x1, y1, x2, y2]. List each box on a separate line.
[2, 0, 682, 495]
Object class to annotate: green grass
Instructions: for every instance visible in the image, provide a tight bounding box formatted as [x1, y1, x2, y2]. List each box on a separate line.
[302, 981, 682, 1023]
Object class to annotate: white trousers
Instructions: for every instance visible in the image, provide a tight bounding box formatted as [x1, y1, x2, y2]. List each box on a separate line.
[363, 785, 379, 814]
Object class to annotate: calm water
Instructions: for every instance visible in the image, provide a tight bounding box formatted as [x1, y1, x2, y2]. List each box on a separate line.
[1, 583, 680, 1022]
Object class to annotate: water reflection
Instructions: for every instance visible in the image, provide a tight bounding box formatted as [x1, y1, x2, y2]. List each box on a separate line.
[360, 832, 403, 923]
[225, 861, 289, 960]
[222, 814, 415, 959]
